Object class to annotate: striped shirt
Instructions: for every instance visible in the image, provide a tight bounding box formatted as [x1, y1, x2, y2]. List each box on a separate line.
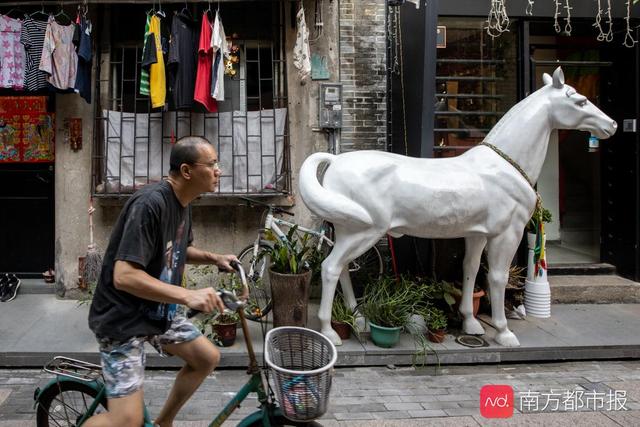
[20, 17, 49, 91]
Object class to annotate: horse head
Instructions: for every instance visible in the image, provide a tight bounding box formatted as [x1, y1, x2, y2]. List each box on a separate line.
[542, 67, 617, 139]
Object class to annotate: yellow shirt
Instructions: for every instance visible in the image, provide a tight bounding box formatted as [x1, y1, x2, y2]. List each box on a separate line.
[149, 15, 166, 108]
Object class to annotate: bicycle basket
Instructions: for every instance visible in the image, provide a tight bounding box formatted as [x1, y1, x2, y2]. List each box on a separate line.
[265, 327, 337, 421]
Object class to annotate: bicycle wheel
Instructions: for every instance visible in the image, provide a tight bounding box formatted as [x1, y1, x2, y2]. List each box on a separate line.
[36, 381, 107, 427]
[238, 241, 273, 321]
[245, 413, 323, 427]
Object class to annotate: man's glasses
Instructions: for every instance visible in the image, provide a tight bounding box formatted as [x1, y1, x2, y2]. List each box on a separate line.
[191, 161, 220, 170]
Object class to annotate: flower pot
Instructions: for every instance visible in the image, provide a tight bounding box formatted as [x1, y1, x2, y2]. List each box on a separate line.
[453, 289, 486, 317]
[369, 321, 402, 348]
[331, 320, 351, 340]
[427, 328, 446, 343]
[212, 322, 237, 347]
[269, 268, 312, 328]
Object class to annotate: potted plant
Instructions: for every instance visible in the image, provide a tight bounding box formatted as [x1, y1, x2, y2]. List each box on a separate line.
[260, 226, 321, 327]
[427, 308, 448, 343]
[331, 291, 359, 340]
[360, 276, 431, 348]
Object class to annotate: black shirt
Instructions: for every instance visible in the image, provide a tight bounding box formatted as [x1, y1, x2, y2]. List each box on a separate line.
[167, 12, 199, 110]
[74, 17, 92, 103]
[88, 181, 193, 341]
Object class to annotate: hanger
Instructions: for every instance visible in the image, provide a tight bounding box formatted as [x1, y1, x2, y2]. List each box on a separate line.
[54, 3, 72, 25]
[146, 0, 156, 16]
[30, 3, 49, 20]
[180, 1, 193, 20]
[155, 0, 165, 18]
[4, 7, 27, 19]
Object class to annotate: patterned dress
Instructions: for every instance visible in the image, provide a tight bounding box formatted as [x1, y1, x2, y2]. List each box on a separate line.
[0, 14, 25, 89]
[39, 16, 77, 90]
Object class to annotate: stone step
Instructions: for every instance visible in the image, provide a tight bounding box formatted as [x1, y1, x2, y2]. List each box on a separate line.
[548, 263, 616, 275]
[16, 278, 56, 295]
[549, 274, 640, 304]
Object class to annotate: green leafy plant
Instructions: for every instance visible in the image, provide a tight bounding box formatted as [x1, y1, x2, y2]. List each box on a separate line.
[427, 308, 448, 331]
[260, 226, 321, 274]
[527, 205, 552, 232]
[77, 281, 97, 306]
[331, 291, 359, 333]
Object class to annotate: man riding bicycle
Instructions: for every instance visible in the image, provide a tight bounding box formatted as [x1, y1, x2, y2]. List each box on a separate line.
[86, 136, 238, 427]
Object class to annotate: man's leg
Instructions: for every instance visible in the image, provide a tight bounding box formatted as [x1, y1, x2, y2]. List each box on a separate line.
[154, 335, 220, 427]
[84, 336, 147, 427]
[82, 390, 145, 427]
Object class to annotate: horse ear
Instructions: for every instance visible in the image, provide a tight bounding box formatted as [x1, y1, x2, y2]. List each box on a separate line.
[552, 67, 565, 88]
[542, 73, 552, 86]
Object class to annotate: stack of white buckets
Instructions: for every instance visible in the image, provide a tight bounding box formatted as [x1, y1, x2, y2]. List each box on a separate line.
[524, 232, 551, 318]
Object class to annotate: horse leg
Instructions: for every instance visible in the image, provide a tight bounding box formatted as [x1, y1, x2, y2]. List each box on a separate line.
[486, 232, 521, 347]
[318, 231, 382, 345]
[461, 236, 487, 335]
[338, 267, 366, 331]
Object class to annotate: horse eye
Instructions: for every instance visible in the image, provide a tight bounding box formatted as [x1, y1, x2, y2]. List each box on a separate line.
[577, 99, 587, 107]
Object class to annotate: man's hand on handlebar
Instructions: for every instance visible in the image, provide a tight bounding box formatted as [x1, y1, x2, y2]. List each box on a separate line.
[185, 287, 225, 313]
[215, 254, 240, 272]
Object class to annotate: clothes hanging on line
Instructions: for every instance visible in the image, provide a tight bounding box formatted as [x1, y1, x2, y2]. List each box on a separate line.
[293, 5, 311, 82]
[20, 16, 49, 91]
[148, 14, 167, 108]
[194, 11, 217, 112]
[39, 15, 77, 90]
[140, 13, 153, 96]
[74, 15, 92, 103]
[167, 11, 199, 110]
[210, 11, 228, 102]
[0, 14, 25, 90]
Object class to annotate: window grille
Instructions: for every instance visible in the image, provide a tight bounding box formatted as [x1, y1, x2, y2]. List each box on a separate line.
[91, 2, 290, 198]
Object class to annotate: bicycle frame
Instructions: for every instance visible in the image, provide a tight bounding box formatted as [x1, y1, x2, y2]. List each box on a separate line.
[265, 210, 333, 251]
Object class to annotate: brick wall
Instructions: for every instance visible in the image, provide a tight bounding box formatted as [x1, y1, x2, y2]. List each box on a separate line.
[339, 0, 387, 152]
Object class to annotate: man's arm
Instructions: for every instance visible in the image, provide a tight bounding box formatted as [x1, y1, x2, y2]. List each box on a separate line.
[114, 260, 224, 312]
[186, 246, 238, 271]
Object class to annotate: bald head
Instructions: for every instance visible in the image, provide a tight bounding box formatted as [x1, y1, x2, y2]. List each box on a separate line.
[169, 136, 212, 175]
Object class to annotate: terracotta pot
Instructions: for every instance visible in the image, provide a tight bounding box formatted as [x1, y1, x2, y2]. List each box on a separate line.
[331, 320, 351, 340]
[453, 289, 486, 317]
[427, 328, 446, 343]
[269, 268, 312, 328]
[212, 322, 237, 347]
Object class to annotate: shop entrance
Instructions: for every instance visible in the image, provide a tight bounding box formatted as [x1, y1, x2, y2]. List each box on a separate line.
[529, 21, 635, 275]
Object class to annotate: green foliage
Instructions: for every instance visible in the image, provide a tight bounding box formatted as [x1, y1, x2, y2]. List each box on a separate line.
[260, 226, 321, 274]
[76, 281, 97, 306]
[360, 276, 432, 328]
[331, 292, 360, 334]
[527, 205, 552, 232]
[427, 308, 448, 331]
[424, 279, 459, 312]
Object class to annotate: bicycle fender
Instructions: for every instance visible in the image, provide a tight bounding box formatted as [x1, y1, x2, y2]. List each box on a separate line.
[237, 410, 268, 427]
[33, 376, 103, 409]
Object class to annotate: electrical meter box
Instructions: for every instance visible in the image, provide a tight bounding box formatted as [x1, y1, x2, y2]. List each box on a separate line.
[319, 83, 343, 129]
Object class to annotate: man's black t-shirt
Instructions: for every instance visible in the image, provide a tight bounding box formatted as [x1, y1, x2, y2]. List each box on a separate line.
[167, 11, 199, 110]
[88, 181, 193, 341]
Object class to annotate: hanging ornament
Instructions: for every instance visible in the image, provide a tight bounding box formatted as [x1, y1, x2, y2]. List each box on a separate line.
[486, 0, 510, 39]
[525, 0, 535, 16]
[224, 43, 241, 77]
[564, 0, 573, 36]
[623, 0, 637, 48]
[553, 0, 562, 33]
[594, 0, 613, 42]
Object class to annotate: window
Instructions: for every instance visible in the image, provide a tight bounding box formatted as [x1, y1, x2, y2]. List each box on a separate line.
[434, 18, 518, 158]
[91, 2, 290, 197]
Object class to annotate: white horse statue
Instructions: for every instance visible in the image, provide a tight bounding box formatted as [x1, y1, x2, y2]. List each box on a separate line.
[299, 67, 617, 347]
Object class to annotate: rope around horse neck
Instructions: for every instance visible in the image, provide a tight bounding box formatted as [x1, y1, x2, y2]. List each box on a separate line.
[478, 141, 542, 209]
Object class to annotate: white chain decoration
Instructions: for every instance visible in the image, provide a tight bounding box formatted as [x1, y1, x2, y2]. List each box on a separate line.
[564, 0, 573, 36]
[525, 0, 535, 16]
[593, 0, 613, 42]
[553, 0, 562, 33]
[623, 0, 637, 48]
[486, 0, 510, 38]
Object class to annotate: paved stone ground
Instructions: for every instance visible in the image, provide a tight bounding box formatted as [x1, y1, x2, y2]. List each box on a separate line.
[1, 360, 639, 426]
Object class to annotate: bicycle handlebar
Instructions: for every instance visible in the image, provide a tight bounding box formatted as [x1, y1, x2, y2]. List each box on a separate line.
[186, 260, 247, 318]
[240, 196, 295, 217]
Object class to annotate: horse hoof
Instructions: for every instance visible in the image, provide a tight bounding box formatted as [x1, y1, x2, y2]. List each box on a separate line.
[495, 330, 520, 347]
[463, 318, 485, 335]
[321, 328, 343, 346]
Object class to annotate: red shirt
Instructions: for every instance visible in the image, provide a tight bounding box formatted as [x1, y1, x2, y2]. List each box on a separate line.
[194, 12, 217, 112]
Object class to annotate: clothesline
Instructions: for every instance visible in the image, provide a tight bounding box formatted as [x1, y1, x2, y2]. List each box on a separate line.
[0, 0, 265, 6]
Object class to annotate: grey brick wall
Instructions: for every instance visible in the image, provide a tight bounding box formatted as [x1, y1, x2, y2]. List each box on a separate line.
[339, 0, 387, 152]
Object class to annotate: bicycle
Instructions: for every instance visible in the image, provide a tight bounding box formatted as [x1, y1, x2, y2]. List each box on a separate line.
[34, 263, 336, 427]
[237, 197, 385, 321]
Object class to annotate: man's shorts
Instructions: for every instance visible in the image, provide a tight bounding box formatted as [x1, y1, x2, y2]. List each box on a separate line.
[97, 314, 202, 398]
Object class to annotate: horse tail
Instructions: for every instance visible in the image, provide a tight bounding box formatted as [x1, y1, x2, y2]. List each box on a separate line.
[298, 153, 373, 227]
